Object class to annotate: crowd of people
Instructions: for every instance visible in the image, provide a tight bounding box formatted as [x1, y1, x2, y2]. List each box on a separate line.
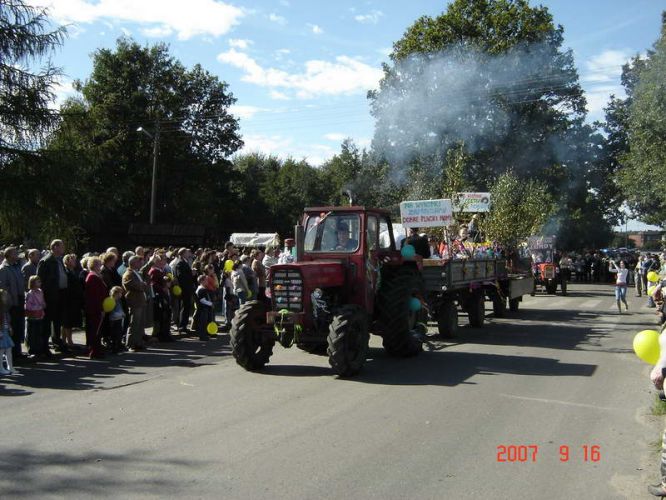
[0, 239, 296, 374]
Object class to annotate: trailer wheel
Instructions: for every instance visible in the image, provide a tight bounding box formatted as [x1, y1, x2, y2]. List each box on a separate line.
[230, 300, 275, 371]
[509, 298, 520, 312]
[492, 292, 506, 318]
[327, 305, 369, 376]
[468, 292, 485, 328]
[375, 266, 423, 357]
[437, 300, 458, 338]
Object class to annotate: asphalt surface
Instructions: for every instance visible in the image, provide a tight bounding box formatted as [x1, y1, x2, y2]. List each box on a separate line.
[1, 282, 663, 499]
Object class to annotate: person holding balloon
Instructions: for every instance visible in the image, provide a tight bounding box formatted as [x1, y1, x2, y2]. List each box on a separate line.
[608, 260, 629, 314]
[634, 328, 666, 496]
[107, 286, 125, 354]
[193, 275, 214, 341]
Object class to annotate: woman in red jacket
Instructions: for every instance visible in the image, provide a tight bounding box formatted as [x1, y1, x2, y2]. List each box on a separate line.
[84, 257, 108, 359]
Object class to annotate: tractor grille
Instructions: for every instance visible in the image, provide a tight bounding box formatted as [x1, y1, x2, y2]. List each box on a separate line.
[271, 270, 304, 312]
[543, 266, 555, 279]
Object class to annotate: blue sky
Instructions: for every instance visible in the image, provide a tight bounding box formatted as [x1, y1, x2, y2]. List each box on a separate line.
[33, 0, 665, 228]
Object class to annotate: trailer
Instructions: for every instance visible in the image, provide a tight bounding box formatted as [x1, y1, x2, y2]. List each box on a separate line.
[421, 258, 534, 338]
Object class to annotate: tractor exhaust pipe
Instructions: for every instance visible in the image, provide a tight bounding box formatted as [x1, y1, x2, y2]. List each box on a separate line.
[294, 223, 304, 262]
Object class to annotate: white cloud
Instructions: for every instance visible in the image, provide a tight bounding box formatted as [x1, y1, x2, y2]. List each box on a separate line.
[582, 49, 632, 84]
[354, 10, 383, 24]
[269, 90, 290, 100]
[230, 105, 268, 119]
[268, 13, 287, 25]
[141, 25, 173, 38]
[120, 27, 131, 36]
[29, 0, 244, 40]
[580, 49, 634, 121]
[229, 38, 252, 49]
[279, 0, 290, 6]
[324, 133, 346, 141]
[377, 47, 392, 57]
[51, 76, 77, 108]
[217, 49, 383, 98]
[241, 134, 335, 166]
[307, 23, 323, 35]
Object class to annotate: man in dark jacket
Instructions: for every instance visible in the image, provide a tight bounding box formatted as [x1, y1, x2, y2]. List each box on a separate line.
[37, 239, 68, 351]
[175, 247, 195, 333]
[402, 227, 431, 259]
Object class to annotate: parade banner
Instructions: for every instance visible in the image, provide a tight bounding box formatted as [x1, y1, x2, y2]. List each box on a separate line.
[453, 192, 491, 212]
[527, 236, 556, 251]
[399, 199, 453, 228]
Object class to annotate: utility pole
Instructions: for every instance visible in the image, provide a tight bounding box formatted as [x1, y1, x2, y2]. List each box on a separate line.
[150, 120, 160, 225]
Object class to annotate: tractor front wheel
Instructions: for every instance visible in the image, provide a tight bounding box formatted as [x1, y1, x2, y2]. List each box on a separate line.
[327, 305, 369, 376]
[230, 301, 275, 371]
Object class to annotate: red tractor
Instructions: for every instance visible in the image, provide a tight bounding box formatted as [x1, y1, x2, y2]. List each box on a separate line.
[528, 236, 567, 296]
[229, 206, 423, 377]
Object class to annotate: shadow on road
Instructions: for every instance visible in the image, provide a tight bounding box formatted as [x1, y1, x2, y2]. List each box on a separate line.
[0, 448, 202, 497]
[0, 334, 231, 394]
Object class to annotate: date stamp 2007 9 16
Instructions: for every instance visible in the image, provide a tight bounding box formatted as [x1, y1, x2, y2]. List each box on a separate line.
[496, 445, 601, 463]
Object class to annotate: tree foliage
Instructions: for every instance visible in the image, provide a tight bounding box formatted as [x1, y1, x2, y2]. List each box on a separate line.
[0, 0, 66, 161]
[483, 171, 553, 247]
[615, 13, 666, 225]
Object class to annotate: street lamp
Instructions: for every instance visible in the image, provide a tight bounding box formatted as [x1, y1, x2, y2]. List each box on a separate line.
[137, 124, 160, 225]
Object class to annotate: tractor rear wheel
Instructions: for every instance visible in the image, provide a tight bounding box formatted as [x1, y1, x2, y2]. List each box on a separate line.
[230, 301, 275, 371]
[437, 300, 458, 338]
[375, 266, 423, 357]
[327, 305, 369, 376]
[468, 292, 485, 328]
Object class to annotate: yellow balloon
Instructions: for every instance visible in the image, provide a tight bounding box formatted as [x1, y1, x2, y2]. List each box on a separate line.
[172, 285, 182, 297]
[648, 271, 660, 283]
[649, 285, 657, 296]
[207, 322, 218, 335]
[224, 259, 234, 273]
[166, 272, 174, 280]
[102, 296, 116, 313]
[633, 329, 661, 364]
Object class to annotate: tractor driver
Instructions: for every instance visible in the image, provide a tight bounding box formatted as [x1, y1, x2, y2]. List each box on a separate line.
[335, 221, 358, 251]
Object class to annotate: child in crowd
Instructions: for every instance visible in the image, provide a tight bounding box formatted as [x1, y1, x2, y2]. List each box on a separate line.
[0, 289, 15, 375]
[25, 275, 47, 358]
[108, 286, 126, 354]
[193, 275, 213, 341]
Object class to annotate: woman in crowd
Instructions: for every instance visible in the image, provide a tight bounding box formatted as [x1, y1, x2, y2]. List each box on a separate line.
[61, 253, 83, 348]
[251, 249, 267, 303]
[609, 259, 630, 314]
[84, 257, 107, 359]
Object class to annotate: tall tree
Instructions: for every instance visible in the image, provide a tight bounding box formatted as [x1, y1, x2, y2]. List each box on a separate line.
[615, 13, 666, 226]
[0, 0, 65, 162]
[37, 38, 243, 243]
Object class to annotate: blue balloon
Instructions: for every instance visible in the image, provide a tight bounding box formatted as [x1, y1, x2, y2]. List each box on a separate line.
[401, 244, 416, 259]
[409, 297, 422, 312]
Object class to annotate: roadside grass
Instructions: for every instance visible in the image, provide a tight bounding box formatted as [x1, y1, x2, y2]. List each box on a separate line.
[652, 394, 666, 416]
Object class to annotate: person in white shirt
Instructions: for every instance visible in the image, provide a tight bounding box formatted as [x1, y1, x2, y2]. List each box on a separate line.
[609, 260, 629, 313]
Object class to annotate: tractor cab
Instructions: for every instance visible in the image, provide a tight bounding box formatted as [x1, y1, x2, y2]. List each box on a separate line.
[528, 236, 566, 295]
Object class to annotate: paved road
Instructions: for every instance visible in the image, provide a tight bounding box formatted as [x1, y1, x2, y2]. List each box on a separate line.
[1, 283, 662, 499]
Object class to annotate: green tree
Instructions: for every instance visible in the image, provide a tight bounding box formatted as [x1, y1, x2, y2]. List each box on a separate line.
[0, 0, 66, 161]
[28, 38, 243, 244]
[616, 13, 666, 226]
[483, 171, 554, 247]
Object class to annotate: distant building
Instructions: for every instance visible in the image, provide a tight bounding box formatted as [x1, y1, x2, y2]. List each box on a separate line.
[625, 230, 665, 249]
